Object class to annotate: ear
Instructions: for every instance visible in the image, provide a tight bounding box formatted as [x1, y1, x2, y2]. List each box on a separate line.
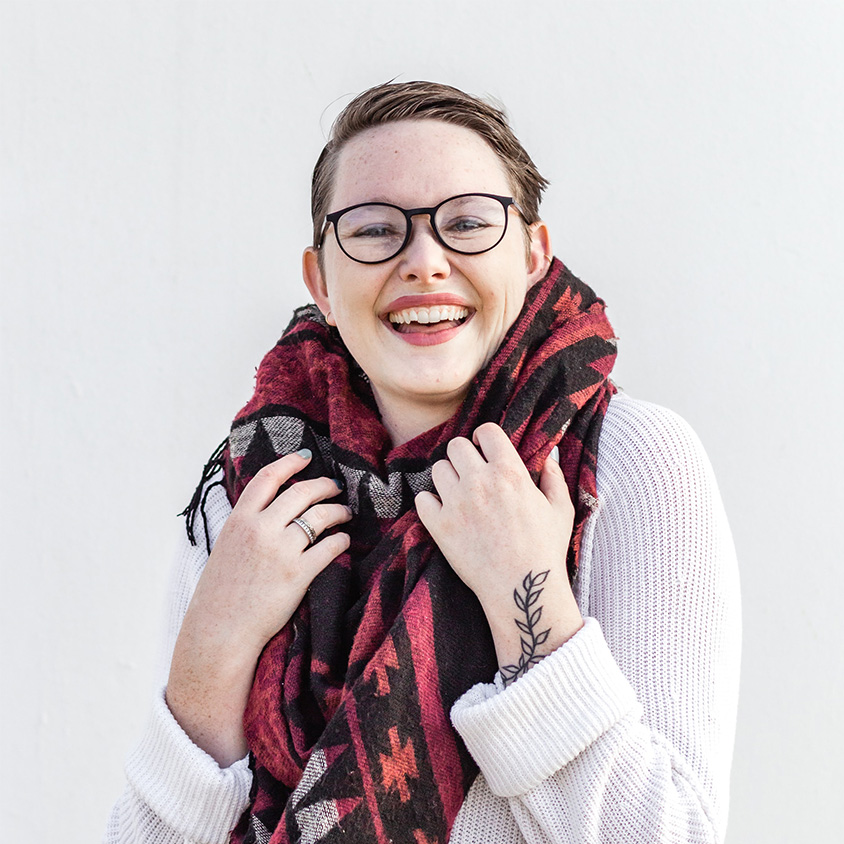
[302, 247, 336, 326]
[525, 220, 553, 287]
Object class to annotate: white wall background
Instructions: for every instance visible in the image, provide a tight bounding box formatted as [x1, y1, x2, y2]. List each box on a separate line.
[2, 2, 842, 841]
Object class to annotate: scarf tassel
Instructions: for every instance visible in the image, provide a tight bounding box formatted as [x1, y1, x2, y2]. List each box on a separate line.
[179, 436, 229, 553]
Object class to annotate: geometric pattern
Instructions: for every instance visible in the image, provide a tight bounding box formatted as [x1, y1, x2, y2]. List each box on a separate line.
[230, 416, 433, 519]
[288, 749, 356, 843]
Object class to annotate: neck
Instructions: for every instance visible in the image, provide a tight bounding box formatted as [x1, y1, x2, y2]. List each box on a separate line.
[373, 388, 464, 448]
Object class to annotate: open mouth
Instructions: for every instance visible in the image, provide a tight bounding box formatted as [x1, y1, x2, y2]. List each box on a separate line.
[387, 305, 471, 334]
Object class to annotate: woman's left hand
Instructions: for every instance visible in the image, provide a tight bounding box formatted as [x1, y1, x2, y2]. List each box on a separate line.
[415, 423, 585, 676]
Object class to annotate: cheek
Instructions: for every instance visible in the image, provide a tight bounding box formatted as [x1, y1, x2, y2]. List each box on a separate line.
[322, 277, 356, 326]
[487, 278, 525, 318]
[326, 294, 375, 353]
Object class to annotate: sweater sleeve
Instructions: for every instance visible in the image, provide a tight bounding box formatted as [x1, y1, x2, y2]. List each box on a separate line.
[104, 481, 252, 844]
[450, 393, 742, 843]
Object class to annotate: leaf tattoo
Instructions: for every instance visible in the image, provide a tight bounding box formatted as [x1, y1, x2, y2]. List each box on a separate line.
[500, 570, 552, 687]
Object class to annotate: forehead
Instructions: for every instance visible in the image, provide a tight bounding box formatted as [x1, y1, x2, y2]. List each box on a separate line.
[331, 120, 512, 209]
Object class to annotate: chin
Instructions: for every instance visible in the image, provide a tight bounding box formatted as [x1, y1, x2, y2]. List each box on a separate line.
[382, 374, 473, 407]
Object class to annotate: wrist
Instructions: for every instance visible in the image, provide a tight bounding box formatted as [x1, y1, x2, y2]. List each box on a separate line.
[165, 653, 253, 767]
[478, 569, 583, 684]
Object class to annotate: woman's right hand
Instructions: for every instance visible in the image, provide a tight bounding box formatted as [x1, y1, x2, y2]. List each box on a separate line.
[166, 449, 351, 766]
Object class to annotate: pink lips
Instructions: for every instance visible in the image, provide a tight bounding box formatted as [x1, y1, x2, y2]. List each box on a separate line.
[381, 294, 474, 347]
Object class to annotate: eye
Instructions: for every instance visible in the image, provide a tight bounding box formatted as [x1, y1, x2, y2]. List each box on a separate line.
[346, 223, 403, 239]
[442, 215, 489, 234]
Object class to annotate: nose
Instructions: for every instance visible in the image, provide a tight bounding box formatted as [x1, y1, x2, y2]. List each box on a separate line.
[398, 213, 451, 283]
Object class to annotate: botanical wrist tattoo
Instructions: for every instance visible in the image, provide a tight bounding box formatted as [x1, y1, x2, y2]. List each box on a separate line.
[500, 569, 552, 687]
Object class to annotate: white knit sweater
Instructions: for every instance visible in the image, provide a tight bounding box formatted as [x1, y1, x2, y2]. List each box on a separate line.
[105, 392, 741, 844]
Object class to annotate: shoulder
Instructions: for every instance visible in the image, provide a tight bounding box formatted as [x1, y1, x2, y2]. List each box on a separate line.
[601, 390, 708, 466]
[588, 391, 737, 615]
[591, 390, 735, 592]
[598, 390, 718, 503]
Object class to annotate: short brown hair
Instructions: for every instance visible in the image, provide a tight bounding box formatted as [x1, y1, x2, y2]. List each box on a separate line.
[311, 81, 549, 249]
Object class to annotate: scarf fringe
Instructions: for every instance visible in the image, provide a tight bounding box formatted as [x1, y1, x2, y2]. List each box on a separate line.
[179, 436, 229, 553]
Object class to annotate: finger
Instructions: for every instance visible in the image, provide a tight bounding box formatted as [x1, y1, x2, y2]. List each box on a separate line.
[283, 504, 352, 551]
[430, 458, 459, 496]
[301, 531, 351, 575]
[285, 499, 352, 551]
[267, 475, 343, 522]
[414, 490, 442, 531]
[472, 423, 520, 464]
[539, 453, 574, 514]
[445, 436, 487, 476]
[236, 449, 314, 512]
[303, 501, 354, 536]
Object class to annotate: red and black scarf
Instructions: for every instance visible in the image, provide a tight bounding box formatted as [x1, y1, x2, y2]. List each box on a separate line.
[187, 259, 616, 843]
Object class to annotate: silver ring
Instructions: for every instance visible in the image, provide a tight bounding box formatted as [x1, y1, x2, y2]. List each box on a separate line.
[291, 516, 317, 546]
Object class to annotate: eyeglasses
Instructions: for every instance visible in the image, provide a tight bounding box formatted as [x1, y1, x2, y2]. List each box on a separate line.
[319, 193, 521, 265]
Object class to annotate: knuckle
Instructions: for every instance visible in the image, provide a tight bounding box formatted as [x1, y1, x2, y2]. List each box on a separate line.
[329, 533, 351, 556]
[306, 502, 332, 524]
[327, 531, 350, 549]
[332, 503, 354, 523]
[491, 463, 522, 491]
[255, 461, 281, 481]
[286, 480, 312, 505]
[310, 533, 348, 564]
[320, 477, 343, 498]
[250, 465, 284, 492]
[288, 476, 337, 506]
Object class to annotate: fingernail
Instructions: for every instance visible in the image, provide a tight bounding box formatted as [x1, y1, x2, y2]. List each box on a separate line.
[333, 477, 345, 489]
[296, 448, 312, 459]
[550, 446, 559, 462]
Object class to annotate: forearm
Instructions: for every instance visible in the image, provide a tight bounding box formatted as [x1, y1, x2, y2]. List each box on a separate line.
[166, 611, 261, 767]
[164, 526, 264, 767]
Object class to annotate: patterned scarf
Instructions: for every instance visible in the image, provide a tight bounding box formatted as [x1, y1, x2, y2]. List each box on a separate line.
[188, 259, 616, 843]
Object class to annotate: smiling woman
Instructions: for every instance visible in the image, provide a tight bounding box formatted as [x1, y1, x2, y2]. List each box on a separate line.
[105, 81, 741, 844]
[303, 119, 552, 446]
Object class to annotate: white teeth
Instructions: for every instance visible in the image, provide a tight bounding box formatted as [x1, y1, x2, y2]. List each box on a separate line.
[388, 305, 470, 325]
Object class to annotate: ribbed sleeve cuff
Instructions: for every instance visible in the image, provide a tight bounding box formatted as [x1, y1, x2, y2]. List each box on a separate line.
[124, 687, 252, 844]
[450, 617, 640, 797]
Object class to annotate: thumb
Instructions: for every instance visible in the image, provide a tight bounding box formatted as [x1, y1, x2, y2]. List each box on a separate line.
[539, 451, 573, 514]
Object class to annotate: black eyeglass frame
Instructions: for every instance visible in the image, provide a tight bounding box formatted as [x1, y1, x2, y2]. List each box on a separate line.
[319, 192, 522, 265]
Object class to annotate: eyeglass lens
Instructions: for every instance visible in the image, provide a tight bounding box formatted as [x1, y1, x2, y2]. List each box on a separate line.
[334, 195, 509, 263]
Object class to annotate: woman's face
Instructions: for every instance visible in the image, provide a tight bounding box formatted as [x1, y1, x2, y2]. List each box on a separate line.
[303, 120, 550, 428]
